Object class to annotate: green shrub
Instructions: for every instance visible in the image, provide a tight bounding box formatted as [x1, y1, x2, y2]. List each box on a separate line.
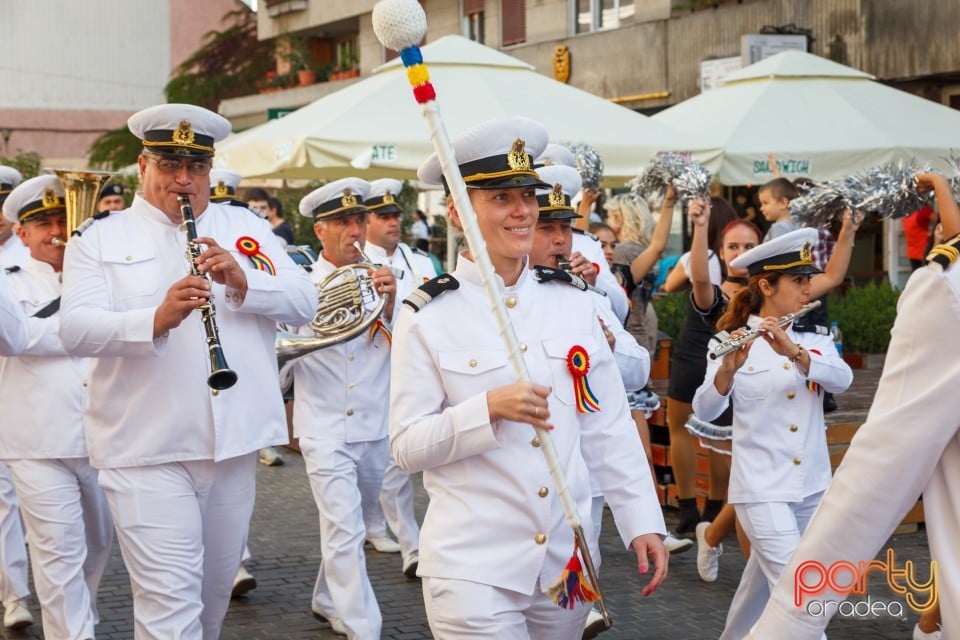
[652, 291, 689, 341]
[829, 281, 901, 353]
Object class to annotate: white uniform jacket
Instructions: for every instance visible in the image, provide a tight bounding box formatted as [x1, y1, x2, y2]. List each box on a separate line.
[693, 316, 852, 504]
[0, 270, 27, 355]
[389, 256, 665, 595]
[572, 231, 628, 324]
[289, 254, 392, 444]
[59, 196, 316, 468]
[0, 258, 90, 458]
[364, 241, 438, 296]
[0, 235, 28, 269]
[592, 292, 649, 391]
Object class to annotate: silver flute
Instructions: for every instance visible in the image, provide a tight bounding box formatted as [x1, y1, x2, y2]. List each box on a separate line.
[708, 300, 821, 360]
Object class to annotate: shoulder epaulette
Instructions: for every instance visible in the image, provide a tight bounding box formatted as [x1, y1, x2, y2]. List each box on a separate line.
[411, 246, 430, 257]
[4, 265, 20, 274]
[222, 200, 267, 219]
[926, 233, 960, 270]
[403, 273, 459, 312]
[572, 228, 599, 241]
[73, 210, 112, 237]
[532, 265, 588, 292]
[793, 322, 830, 336]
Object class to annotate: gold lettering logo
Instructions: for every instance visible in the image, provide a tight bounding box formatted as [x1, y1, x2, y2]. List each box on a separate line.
[173, 120, 195, 146]
[548, 183, 565, 208]
[214, 181, 229, 197]
[341, 188, 359, 208]
[800, 242, 812, 264]
[553, 45, 570, 84]
[42, 188, 59, 207]
[507, 138, 530, 172]
[383, 192, 395, 205]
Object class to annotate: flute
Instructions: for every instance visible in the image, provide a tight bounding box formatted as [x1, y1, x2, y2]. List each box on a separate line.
[709, 300, 822, 360]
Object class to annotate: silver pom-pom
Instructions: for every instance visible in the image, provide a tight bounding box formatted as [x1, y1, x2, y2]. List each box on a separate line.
[790, 160, 932, 226]
[630, 153, 711, 204]
[946, 151, 960, 202]
[372, 0, 427, 51]
[568, 144, 604, 191]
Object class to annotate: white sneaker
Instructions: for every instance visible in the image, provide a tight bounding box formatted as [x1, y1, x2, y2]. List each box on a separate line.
[582, 607, 610, 639]
[3, 598, 33, 629]
[914, 623, 942, 640]
[664, 531, 693, 554]
[258, 446, 284, 466]
[365, 536, 401, 553]
[312, 608, 348, 636]
[402, 550, 419, 578]
[231, 565, 257, 598]
[696, 521, 722, 583]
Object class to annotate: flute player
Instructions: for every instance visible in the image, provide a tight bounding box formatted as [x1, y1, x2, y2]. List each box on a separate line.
[59, 103, 315, 639]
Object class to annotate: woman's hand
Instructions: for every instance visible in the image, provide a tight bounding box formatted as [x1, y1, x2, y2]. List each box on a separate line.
[663, 184, 678, 209]
[757, 316, 798, 358]
[688, 197, 711, 228]
[719, 327, 753, 372]
[487, 381, 553, 430]
[839, 207, 864, 236]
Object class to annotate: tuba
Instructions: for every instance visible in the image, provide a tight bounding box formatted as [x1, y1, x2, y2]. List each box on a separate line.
[276, 262, 387, 368]
[49, 169, 114, 248]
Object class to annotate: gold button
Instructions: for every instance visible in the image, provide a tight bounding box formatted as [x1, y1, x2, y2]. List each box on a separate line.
[346, 409, 354, 416]
[348, 383, 355, 389]
[347, 355, 355, 361]
[519, 343, 527, 352]
[505, 297, 517, 308]
[82, 379, 89, 387]
[211, 389, 219, 397]
[531, 437, 541, 447]
[787, 392, 795, 399]
[534, 533, 547, 545]
[783, 363, 791, 370]
[125, 256, 132, 261]
[747, 366, 754, 371]
[790, 424, 799, 432]
[469, 359, 478, 368]
[793, 457, 802, 465]
[538, 487, 549, 498]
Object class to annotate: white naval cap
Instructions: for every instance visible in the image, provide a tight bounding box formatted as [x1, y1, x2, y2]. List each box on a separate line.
[0, 166, 23, 204]
[209, 168, 243, 201]
[535, 164, 582, 220]
[366, 178, 404, 215]
[2, 174, 65, 225]
[128, 103, 231, 158]
[535, 143, 576, 169]
[417, 115, 551, 192]
[730, 227, 822, 277]
[299, 177, 371, 221]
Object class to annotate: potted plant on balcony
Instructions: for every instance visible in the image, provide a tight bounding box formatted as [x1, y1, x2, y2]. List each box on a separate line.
[281, 35, 317, 86]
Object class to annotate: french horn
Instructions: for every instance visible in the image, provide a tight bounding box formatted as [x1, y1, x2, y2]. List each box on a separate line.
[276, 262, 387, 368]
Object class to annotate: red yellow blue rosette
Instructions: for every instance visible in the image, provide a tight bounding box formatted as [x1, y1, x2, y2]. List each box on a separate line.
[566, 345, 601, 413]
[236, 236, 276, 275]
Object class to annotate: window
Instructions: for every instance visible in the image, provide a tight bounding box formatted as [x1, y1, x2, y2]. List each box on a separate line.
[501, 0, 526, 46]
[463, 0, 485, 43]
[573, 0, 634, 34]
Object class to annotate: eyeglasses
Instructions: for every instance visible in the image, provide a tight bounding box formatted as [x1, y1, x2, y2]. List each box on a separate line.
[146, 155, 213, 177]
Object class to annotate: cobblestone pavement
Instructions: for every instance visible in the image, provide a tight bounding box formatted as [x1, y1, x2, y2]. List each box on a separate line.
[2, 366, 930, 639]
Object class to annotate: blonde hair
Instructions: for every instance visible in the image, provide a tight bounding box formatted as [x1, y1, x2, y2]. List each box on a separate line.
[606, 193, 654, 246]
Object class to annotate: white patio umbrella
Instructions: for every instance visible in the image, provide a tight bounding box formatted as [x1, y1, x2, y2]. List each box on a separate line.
[215, 35, 711, 185]
[653, 49, 960, 186]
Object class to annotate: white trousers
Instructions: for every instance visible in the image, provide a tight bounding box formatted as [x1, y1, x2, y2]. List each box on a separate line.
[422, 576, 591, 640]
[0, 462, 29, 607]
[747, 267, 958, 640]
[379, 456, 421, 557]
[721, 492, 823, 640]
[7, 457, 113, 640]
[98, 454, 255, 640]
[301, 436, 384, 640]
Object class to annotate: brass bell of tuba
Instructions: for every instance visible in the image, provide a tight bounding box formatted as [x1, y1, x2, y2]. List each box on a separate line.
[49, 169, 114, 248]
[276, 262, 387, 368]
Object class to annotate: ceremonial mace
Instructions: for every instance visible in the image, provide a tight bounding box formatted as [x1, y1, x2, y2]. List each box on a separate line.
[371, 0, 611, 626]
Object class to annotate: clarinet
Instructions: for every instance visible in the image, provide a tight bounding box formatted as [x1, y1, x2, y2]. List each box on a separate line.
[178, 195, 238, 390]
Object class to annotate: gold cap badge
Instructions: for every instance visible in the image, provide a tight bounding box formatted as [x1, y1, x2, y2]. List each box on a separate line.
[383, 192, 395, 205]
[173, 120, 195, 146]
[341, 188, 359, 208]
[548, 183, 565, 208]
[507, 138, 530, 172]
[42, 188, 59, 207]
[800, 242, 812, 264]
[214, 182, 229, 197]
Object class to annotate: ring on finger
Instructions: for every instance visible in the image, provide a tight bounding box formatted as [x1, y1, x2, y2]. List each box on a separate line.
[534, 406, 540, 418]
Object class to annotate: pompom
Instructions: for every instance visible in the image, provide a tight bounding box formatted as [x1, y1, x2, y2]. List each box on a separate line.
[372, 0, 427, 52]
[568, 144, 604, 191]
[630, 153, 711, 205]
